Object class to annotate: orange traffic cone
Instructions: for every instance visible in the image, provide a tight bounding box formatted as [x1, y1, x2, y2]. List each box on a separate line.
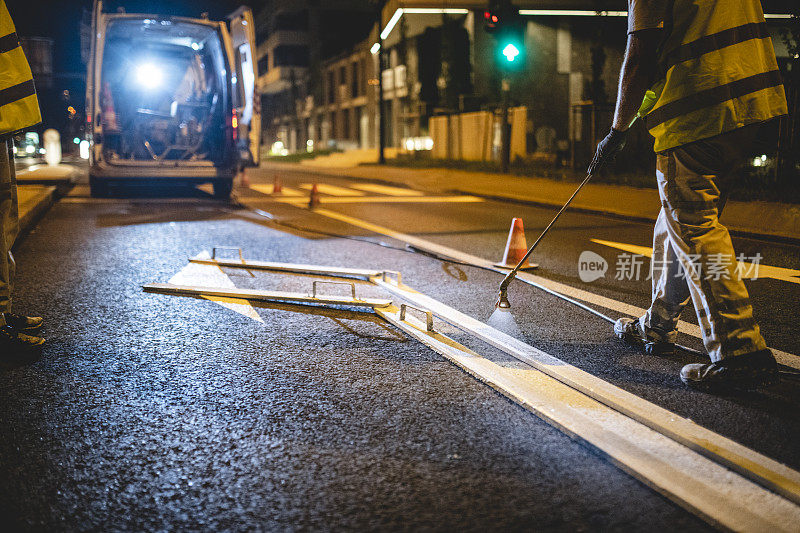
[308, 183, 321, 208]
[240, 167, 251, 187]
[495, 217, 538, 269]
[272, 175, 282, 194]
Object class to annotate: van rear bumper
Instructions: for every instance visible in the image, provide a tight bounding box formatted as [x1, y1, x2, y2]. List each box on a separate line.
[90, 161, 235, 181]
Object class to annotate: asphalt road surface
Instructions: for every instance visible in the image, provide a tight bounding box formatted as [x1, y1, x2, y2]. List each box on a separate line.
[1, 166, 798, 530]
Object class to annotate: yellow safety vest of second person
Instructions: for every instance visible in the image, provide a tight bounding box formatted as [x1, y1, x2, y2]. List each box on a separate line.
[0, 0, 41, 137]
[642, 0, 788, 153]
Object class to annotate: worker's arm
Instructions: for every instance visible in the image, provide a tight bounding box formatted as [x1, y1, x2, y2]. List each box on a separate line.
[588, 28, 662, 173]
[612, 29, 662, 131]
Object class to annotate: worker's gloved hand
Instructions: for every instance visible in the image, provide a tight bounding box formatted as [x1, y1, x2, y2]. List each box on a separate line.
[588, 128, 628, 174]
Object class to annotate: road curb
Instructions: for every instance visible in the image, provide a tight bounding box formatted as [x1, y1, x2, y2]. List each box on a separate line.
[18, 186, 57, 237]
[261, 162, 800, 245]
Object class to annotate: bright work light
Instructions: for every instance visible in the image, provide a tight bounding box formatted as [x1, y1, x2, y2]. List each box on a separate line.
[502, 43, 520, 62]
[135, 63, 163, 89]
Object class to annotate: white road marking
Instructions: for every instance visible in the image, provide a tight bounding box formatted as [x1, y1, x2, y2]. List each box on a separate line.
[275, 195, 483, 205]
[299, 183, 366, 196]
[377, 302, 800, 529]
[348, 183, 425, 196]
[167, 251, 263, 323]
[311, 208, 800, 370]
[249, 184, 304, 196]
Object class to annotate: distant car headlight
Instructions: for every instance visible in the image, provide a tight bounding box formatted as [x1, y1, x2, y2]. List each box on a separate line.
[135, 63, 163, 89]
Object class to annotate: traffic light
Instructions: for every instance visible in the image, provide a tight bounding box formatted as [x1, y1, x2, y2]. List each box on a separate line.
[484, 1, 525, 68]
[482, 2, 502, 33]
[483, 2, 524, 66]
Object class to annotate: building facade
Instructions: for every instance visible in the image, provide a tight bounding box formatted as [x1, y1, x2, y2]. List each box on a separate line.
[258, 0, 795, 168]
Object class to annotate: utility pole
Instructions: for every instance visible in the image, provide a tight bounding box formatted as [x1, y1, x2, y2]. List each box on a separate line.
[500, 79, 510, 173]
[376, 1, 386, 164]
[483, 0, 523, 174]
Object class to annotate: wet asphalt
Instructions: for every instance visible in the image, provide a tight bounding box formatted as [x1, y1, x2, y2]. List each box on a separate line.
[0, 168, 797, 530]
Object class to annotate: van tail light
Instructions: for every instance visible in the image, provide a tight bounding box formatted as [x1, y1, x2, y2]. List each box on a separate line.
[231, 109, 238, 141]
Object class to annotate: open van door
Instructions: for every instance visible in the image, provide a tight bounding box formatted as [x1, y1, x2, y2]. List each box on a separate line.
[227, 7, 261, 166]
[85, 0, 104, 167]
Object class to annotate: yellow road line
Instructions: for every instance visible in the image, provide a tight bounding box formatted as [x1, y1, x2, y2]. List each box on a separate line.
[250, 184, 304, 196]
[349, 183, 425, 196]
[591, 238, 800, 285]
[299, 183, 365, 196]
[275, 195, 483, 205]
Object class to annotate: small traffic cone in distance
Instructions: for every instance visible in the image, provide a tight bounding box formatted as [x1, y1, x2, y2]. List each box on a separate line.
[272, 174, 282, 194]
[308, 183, 321, 208]
[494, 217, 538, 269]
[240, 167, 251, 187]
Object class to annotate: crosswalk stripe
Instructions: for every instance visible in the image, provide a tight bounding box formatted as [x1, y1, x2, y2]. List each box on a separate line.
[299, 183, 365, 196]
[250, 184, 304, 196]
[275, 195, 483, 205]
[349, 183, 425, 196]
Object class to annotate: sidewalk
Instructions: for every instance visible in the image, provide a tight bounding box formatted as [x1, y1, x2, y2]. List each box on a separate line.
[16, 163, 81, 186]
[18, 185, 56, 235]
[14, 163, 79, 236]
[261, 160, 800, 242]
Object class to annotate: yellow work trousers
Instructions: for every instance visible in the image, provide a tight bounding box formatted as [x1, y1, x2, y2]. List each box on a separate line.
[0, 138, 18, 315]
[641, 125, 767, 362]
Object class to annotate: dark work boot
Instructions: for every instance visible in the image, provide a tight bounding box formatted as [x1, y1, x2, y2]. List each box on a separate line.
[614, 317, 675, 356]
[0, 325, 45, 357]
[680, 349, 778, 391]
[3, 313, 44, 333]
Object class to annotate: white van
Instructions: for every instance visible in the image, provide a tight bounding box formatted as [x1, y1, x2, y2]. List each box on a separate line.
[85, 1, 260, 198]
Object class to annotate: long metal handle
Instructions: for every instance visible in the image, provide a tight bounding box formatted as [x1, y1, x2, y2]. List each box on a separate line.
[499, 171, 596, 292]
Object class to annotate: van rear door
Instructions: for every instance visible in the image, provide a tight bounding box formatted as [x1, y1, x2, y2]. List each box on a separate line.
[226, 7, 260, 166]
[86, 0, 105, 164]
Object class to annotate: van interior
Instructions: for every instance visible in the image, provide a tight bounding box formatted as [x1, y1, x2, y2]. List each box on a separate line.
[99, 18, 229, 164]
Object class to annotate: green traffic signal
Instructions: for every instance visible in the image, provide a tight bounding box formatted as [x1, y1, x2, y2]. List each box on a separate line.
[502, 43, 520, 62]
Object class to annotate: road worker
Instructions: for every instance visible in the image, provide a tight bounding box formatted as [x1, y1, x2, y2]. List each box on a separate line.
[589, 0, 788, 390]
[0, 0, 45, 356]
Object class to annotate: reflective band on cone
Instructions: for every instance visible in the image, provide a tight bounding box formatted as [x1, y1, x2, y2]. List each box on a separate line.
[495, 217, 538, 269]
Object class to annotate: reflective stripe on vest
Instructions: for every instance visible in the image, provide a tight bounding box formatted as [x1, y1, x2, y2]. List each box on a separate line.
[644, 1, 787, 152]
[0, 0, 41, 136]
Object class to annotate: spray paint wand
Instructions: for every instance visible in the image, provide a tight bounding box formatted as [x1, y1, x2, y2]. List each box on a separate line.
[495, 170, 595, 309]
[495, 99, 653, 310]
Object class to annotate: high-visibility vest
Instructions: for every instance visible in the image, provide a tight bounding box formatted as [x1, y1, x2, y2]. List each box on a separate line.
[0, 0, 41, 137]
[643, 0, 788, 152]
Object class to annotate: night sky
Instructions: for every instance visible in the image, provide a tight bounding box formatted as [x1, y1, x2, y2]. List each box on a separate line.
[10, 0, 257, 74]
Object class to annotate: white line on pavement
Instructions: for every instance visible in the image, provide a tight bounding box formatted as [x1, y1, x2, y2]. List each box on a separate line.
[312, 208, 800, 371]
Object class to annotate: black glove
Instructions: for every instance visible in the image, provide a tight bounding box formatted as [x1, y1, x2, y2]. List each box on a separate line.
[587, 128, 628, 174]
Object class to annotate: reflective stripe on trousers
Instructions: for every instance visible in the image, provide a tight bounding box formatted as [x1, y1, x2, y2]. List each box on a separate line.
[641, 125, 767, 362]
[0, 138, 18, 314]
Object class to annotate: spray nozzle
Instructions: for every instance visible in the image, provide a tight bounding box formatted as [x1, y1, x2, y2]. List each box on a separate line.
[495, 290, 511, 309]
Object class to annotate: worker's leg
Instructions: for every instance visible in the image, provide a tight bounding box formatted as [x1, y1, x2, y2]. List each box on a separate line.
[657, 133, 766, 362]
[641, 207, 692, 342]
[0, 139, 19, 326]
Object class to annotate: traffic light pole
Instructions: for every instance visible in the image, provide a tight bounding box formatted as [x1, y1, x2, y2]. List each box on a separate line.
[500, 78, 510, 174]
[377, 6, 386, 165]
